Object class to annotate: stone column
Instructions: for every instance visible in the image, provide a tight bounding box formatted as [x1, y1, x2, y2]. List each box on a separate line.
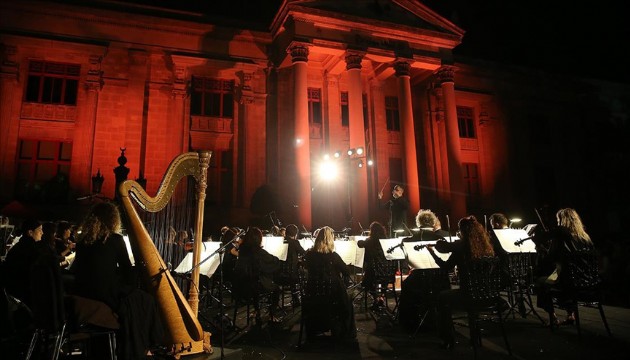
[437, 65, 466, 220]
[0, 44, 19, 198]
[345, 51, 368, 227]
[73, 55, 103, 195]
[394, 60, 420, 214]
[289, 43, 312, 228]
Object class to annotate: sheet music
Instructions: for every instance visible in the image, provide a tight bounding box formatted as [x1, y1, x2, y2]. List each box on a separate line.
[403, 241, 450, 269]
[348, 236, 367, 268]
[523, 224, 537, 235]
[174, 241, 221, 277]
[379, 238, 406, 261]
[334, 240, 360, 266]
[493, 229, 537, 253]
[298, 238, 315, 251]
[122, 235, 136, 266]
[261, 236, 289, 261]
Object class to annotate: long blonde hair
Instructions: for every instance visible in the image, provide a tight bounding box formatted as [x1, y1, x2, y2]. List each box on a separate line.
[312, 226, 335, 254]
[77, 202, 122, 245]
[556, 208, 592, 243]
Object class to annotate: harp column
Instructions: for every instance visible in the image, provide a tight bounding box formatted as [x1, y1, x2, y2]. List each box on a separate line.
[289, 43, 312, 228]
[437, 65, 466, 220]
[189, 150, 211, 316]
[394, 59, 420, 214]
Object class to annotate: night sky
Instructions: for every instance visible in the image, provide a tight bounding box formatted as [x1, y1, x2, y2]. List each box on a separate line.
[423, 0, 630, 83]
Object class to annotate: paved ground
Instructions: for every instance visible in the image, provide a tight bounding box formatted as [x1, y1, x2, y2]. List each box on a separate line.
[192, 287, 630, 360]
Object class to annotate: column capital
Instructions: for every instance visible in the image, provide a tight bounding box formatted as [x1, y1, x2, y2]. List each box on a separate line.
[436, 65, 456, 84]
[345, 51, 365, 71]
[287, 43, 310, 63]
[393, 59, 411, 77]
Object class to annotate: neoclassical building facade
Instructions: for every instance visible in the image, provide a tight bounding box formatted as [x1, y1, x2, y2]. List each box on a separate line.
[1, 0, 628, 237]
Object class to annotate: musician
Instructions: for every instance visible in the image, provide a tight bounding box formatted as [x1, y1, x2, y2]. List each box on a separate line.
[71, 202, 163, 359]
[54, 220, 76, 258]
[426, 215, 495, 348]
[533, 208, 596, 326]
[215, 226, 241, 285]
[378, 184, 409, 238]
[487, 212, 509, 257]
[276, 224, 305, 306]
[232, 227, 282, 320]
[356, 221, 389, 310]
[303, 226, 357, 341]
[398, 210, 452, 332]
[3, 218, 45, 308]
[403, 209, 449, 242]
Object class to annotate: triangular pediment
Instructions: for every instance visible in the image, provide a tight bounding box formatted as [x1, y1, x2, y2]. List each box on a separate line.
[295, 0, 461, 36]
[272, 0, 463, 44]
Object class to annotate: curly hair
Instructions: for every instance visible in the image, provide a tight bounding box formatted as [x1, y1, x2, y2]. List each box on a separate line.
[77, 202, 122, 245]
[415, 209, 439, 229]
[458, 215, 494, 259]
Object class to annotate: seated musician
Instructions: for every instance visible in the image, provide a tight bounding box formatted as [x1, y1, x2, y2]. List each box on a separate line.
[356, 221, 390, 310]
[71, 202, 163, 359]
[426, 215, 496, 349]
[303, 226, 357, 341]
[276, 224, 305, 306]
[232, 227, 281, 321]
[533, 208, 596, 326]
[403, 209, 450, 242]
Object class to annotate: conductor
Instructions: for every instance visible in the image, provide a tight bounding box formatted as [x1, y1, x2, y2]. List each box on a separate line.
[379, 184, 409, 238]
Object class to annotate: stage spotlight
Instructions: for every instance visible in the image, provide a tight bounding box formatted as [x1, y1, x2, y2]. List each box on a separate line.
[333, 150, 341, 158]
[356, 147, 364, 155]
[318, 160, 339, 181]
[367, 159, 374, 166]
[358, 160, 364, 168]
[347, 148, 354, 156]
[323, 153, 330, 160]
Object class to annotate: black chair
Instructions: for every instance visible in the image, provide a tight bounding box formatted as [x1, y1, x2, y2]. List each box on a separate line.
[502, 252, 546, 324]
[548, 249, 612, 340]
[355, 258, 398, 313]
[457, 256, 512, 359]
[230, 275, 276, 329]
[26, 256, 119, 360]
[408, 268, 451, 337]
[297, 276, 338, 347]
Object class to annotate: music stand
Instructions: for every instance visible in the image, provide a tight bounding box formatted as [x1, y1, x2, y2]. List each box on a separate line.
[492, 229, 545, 324]
[183, 233, 242, 360]
[261, 236, 289, 261]
[379, 237, 408, 318]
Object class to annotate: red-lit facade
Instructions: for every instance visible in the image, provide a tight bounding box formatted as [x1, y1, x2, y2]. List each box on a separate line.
[1, 1, 628, 237]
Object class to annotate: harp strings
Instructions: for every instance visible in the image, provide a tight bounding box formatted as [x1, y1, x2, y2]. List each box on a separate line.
[135, 176, 197, 289]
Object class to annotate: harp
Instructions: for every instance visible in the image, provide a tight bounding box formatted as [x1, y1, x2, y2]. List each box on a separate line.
[118, 151, 212, 358]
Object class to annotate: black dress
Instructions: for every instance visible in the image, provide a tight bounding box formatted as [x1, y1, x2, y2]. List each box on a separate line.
[71, 233, 162, 360]
[303, 250, 356, 340]
[534, 227, 595, 313]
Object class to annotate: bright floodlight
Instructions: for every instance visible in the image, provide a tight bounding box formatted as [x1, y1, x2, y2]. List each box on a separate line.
[358, 160, 364, 168]
[356, 147, 364, 155]
[367, 159, 374, 166]
[347, 148, 354, 156]
[333, 150, 341, 158]
[318, 160, 339, 181]
[323, 153, 330, 160]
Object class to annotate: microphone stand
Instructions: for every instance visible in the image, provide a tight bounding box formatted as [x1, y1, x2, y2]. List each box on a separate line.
[185, 230, 243, 360]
